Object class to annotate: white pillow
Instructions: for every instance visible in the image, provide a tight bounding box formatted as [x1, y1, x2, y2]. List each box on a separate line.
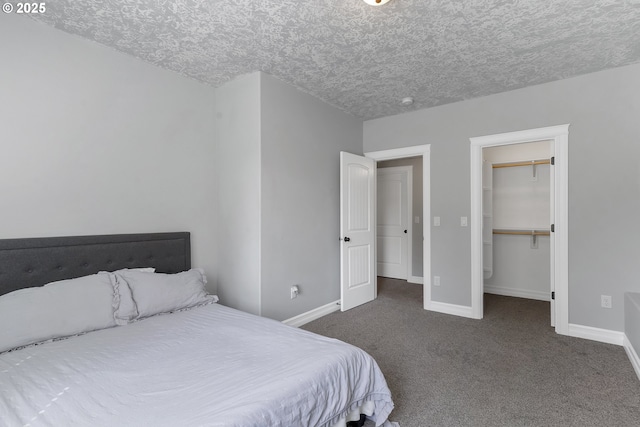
[111, 268, 155, 324]
[115, 268, 217, 319]
[0, 272, 117, 353]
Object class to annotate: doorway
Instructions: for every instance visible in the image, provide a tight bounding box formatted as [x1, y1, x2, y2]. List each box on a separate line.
[470, 125, 569, 335]
[376, 162, 424, 283]
[483, 140, 554, 326]
[365, 145, 432, 310]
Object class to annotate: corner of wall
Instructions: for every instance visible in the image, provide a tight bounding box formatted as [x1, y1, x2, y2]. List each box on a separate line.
[623, 334, 640, 381]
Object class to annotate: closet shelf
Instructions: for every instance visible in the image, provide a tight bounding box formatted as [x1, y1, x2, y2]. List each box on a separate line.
[493, 229, 550, 236]
[492, 159, 550, 169]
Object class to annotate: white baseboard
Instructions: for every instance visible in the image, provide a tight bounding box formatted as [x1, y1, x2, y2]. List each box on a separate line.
[426, 301, 475, 319]
[484, 285, 549, 301]
[408, 276, 424, 284]
[567, 323, 624, 346]
[623, 335, 640, 381]
[282, 300, 340, 328]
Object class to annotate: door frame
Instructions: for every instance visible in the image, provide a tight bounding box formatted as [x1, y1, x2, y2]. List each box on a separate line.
[365, 145, 432, 310]
[376, 166, 413, 281]
[469, 124, 569, 335]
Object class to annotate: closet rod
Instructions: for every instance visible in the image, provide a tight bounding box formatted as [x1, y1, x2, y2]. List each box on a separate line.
[492, 159, 550, 169]
[493, 229, 550, 236]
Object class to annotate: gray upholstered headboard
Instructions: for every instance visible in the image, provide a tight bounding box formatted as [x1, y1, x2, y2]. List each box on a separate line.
[0, 232, 190, 296]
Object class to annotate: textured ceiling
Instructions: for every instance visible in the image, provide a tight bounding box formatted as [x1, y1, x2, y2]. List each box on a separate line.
[33, 0, 640, 120]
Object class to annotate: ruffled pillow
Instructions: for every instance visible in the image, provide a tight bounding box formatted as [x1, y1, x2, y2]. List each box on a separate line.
[111, 268, 155, 325]
[115, 269, 217, 320]
[0, 272, 117, 353]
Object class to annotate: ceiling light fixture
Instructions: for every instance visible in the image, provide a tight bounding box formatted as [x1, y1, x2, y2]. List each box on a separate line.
[363, 0, 392, 6]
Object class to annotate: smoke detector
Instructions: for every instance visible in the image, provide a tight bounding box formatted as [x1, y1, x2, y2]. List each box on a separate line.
[401, 97, 414, 106]
[363, 0, 392, 6]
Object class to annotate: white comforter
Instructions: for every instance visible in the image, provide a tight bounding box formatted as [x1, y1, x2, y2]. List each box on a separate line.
[0, 303, 395, 427]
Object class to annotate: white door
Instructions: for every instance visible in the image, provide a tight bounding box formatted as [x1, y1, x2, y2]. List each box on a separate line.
[340, 152, 376, 311]
[377, 167, 409, 279]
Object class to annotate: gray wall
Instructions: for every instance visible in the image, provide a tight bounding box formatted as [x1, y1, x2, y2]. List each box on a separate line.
[214, 73, 262, 315]
[364, 62, 640, 332]
[215, 72, 363, 321]
[1, 15, 362, 322]
[260, 73, 363, 321]
[0, 15, 218, 290]
[485, 235, 550, 300]
[625, 293, 640, 355]
[377, 157, 424, 278]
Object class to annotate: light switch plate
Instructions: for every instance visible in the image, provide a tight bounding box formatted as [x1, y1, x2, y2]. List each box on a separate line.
[460, 216, 468, 227]
[434, 216, 440, 226]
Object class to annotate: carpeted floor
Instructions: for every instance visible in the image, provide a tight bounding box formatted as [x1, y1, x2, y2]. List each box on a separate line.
[302, 278, 640, 427]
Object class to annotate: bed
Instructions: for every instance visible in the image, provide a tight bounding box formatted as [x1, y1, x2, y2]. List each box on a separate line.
[0, 233, 396, 427]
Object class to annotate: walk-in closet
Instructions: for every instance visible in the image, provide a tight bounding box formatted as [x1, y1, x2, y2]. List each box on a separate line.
[482, 140, 553, 320]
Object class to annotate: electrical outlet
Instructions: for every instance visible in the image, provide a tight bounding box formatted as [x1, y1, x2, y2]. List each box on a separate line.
[291, 285, 300, 299]
[601, 295, 612, 309]
[433, 276, 440, 286]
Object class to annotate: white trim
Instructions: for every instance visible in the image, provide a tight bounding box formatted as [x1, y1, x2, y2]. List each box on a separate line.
[257, 112, 262, 317]
[282, 300, 341, 327]
[469, 124, 570, 331]
[365, 144, 431, 313]
[469, 125, 569, 146]
[567, 323, 624, 346]
[367, 145, 430, 161]
[429, 301, 475, 319]
[408, 275, 424, 284]
[484, 286, 549, 302]
[407, 167, 413, 280]
[470, 144, 484, 319]
[554, 130, 569, 335]
[623, 335, 640, 381]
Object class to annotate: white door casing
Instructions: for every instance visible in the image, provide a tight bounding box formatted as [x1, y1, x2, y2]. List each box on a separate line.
[377, 167, 411, 280]
[365, 145, 431, 310]
[549, 139, 556, 327]
[470, 124, 569, 335]
[340, 152, 376, 311]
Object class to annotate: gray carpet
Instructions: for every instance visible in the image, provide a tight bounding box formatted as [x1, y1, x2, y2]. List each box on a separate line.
[302, 278, 640, 427]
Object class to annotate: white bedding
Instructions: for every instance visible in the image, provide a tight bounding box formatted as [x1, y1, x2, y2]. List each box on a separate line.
[0, 303, 395, 427]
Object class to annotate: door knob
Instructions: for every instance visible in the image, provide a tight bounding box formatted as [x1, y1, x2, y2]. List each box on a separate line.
[404, 230, 407, 233]
[343, 237, 351, 242]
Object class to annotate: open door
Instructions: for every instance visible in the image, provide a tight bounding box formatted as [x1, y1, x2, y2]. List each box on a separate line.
[340, 152, 376, 311]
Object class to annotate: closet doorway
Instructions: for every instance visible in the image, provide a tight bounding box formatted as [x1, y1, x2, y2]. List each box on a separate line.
[483, 141, 554, 325]
[470, 125, 569, 335]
